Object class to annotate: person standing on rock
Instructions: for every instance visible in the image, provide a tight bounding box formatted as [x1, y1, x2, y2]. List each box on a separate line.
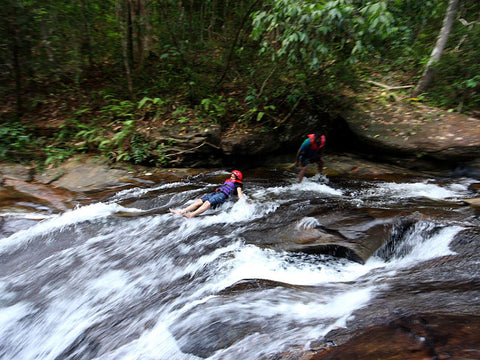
[294, 133, 326, 183]
[170, 170, 244, 218]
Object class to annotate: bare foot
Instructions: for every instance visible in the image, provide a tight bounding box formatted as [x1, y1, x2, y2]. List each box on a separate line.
[169, 208, 185, 215]
[183, 213, 194, 218]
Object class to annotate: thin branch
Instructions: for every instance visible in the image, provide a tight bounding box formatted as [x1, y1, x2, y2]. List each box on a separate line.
[278, 98, 301, 124]
[214, 0, 262, 89]
[166, 141, 221, 157]
[258, 68, 276, 97]
[366, 80, 414, 90]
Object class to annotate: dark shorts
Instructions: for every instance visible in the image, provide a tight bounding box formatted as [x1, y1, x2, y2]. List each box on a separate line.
[201, 192, 228, 208]
[299, 154, 320, 167]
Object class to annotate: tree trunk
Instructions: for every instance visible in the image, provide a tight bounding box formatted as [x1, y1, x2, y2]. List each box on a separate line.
[208, 0, 217, 40]
[79, 0, 93, 68]
[134, 0, 147, 68]
[8, 1, 23, 117]
[120, 0, 134, 98]
[412, 0, 459, 97]
[13, 24, 22, 117]
[126, 0, 134, 69]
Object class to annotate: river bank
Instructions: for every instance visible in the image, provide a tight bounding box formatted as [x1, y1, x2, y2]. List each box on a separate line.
[2, 150, 479, 213]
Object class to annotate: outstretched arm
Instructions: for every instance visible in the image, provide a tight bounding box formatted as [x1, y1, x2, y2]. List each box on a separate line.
[236, 187, 244, 199]
[295, 138, 309, 166]
[294, 148, 302, 166]
[295, 144, 306, 166]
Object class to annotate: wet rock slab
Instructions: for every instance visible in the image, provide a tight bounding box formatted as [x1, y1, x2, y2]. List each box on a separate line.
[266, 223, 381, 264]
[0, 157, 209, 210]
[0, 163, 35, 182]
[306, 314, 480, 360]
[254, 209, 399, 264]
[2, 178, 75, 211]
[35, 157, 133, 192]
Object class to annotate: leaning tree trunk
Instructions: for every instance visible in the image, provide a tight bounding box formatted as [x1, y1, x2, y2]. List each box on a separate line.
[412, 0, 459, 97]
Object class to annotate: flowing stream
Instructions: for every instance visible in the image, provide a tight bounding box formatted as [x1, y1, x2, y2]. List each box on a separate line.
[0, 169, 479, 360]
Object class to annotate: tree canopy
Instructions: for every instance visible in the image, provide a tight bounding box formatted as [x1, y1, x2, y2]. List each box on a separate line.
[1, 0, 479, 165]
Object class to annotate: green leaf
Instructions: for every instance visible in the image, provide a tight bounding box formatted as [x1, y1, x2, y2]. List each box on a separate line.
[138, 97, 151, 109]
[466, 78, 479, 88]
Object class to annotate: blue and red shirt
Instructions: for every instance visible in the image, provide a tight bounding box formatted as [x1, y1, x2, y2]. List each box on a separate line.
[299, 134, 325, 155]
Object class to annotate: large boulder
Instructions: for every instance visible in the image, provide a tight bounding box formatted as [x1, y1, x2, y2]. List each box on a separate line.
[264, 222, 379, 264]
[0, 164, 34, 182]
[36, 157, 132, 192]
[219, 94, 480, 171]
[243, 210, 404, 264]
[341, 97, 480, 162]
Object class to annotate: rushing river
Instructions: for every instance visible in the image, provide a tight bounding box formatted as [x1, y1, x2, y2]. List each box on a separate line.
[0, 168, 479, 360]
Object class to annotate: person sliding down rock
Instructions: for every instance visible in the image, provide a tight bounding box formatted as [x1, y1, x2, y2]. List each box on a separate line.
[294, 133, 326, 183]
[170, 170, 244, 218]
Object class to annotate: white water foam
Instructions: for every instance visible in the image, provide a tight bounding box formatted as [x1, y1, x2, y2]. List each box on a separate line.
[95, 317, 202, 360]
[258, 180, 343, 199]
[296, 217, 322, 229]
[369, 180, 472, 201]
[219, 245, 375, 287]
[168, 196, 279, 231]
[0, 203, 135, 254]
[0, 302, 31, 337]
[386, 224, 461, 266]
[3, 262, 149, 359]
[112, 181, 184, 200]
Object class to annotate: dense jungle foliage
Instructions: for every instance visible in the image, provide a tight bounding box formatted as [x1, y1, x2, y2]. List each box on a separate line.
[1, 0, 479, 166]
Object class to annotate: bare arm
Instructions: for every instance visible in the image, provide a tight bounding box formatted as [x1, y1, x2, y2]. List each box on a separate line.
[294, 147, 303, 166]
[236, 187, 244, 199]
[295, 139, 308, 166]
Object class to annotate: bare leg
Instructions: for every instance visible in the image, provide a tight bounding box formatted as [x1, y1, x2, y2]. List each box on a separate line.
[317, 158, 324, 174]
[298, 166, 307, 183]
[182, 199, 204, 213]
[184, 201, 211, 218]
[170, 198, 203, 215]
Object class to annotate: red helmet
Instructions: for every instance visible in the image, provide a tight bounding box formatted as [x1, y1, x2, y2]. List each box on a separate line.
[232, 170, 243, 181]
